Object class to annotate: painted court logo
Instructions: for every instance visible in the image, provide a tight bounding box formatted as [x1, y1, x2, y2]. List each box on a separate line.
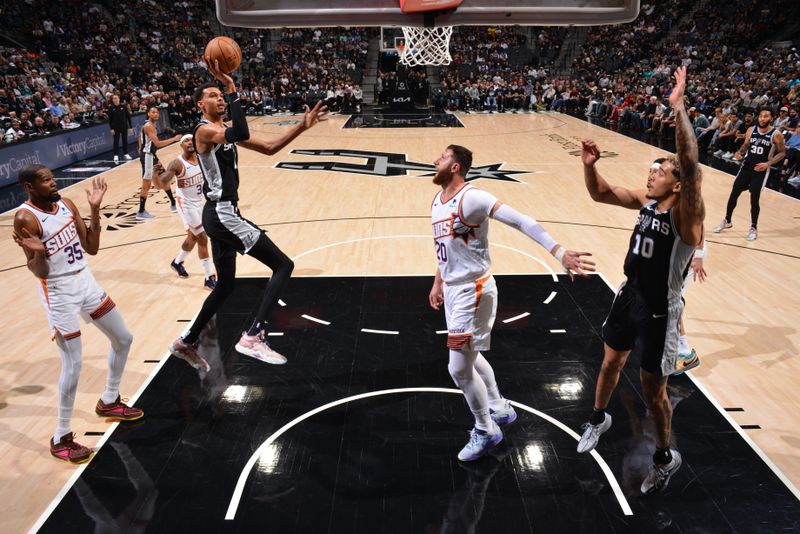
[276, 149, 535, 183]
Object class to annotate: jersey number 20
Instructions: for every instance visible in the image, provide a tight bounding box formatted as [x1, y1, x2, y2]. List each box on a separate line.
[435, 241, 448, 262]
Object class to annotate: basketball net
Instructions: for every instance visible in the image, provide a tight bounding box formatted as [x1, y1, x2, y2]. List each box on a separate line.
[399, 26, 453, 66]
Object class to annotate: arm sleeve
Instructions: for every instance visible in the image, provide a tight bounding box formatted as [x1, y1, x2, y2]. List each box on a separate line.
[224, 92, 250, 143]
[459, 189, 498, 226]
[492, 203, 558, 253]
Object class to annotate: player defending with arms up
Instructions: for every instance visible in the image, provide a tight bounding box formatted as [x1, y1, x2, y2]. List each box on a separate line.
[576, 67, 705, 494]
[429, 144, 595, 461]
[13, 166, 142, 463]
[168, 60, 327, 369]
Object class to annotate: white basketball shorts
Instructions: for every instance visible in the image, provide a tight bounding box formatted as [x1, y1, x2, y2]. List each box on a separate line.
[444, 274, 497, 351]
[38, 267, 116, 340]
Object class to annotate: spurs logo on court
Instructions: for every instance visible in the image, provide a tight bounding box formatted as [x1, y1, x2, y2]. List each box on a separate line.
[93, 189, 172, 231]
[86, 211, 144, 231]
[276, 149, 534, 183]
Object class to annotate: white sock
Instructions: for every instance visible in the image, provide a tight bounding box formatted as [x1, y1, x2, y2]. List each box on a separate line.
[175, 249, 189, 264]
[92, 308, 133, 404]
[55, 333, 83, 442]
[448, 348, 493, 431]
[200, 257, 213, 278]
[474, 353, 506, 410]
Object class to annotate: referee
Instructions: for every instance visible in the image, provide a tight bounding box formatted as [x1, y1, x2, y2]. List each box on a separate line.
[108, 95, 133, 163]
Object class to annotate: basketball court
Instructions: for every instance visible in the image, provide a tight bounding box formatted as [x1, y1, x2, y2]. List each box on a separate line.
[1, 1, 800, 532]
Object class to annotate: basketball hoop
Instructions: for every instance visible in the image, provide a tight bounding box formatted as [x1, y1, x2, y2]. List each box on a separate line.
[399, 25, 453, 66]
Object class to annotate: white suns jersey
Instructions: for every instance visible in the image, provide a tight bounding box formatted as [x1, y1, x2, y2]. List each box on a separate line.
[175, 156, 204, 202]
[17, 200, 87, 277]
[431, 184, 492, 284]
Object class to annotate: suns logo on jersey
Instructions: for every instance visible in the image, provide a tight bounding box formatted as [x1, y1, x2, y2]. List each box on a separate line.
[44, 221, 79, 257]
[432, 216, 452, 240]
[433, 213, 475, 243]
[177, 173, 203, 189]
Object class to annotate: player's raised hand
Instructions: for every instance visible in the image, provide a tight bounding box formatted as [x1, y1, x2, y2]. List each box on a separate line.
[581, 140, 601, 166]
[86, 176, 108, 210]
[669, 66, 687, 110]
[302, 100, 329, 130]
[12, 227, 45, 255]
[560, 250, 596, 281]
[206, 59, 236, 93]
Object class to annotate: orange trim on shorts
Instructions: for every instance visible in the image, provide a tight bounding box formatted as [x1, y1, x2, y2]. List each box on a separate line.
[89, 296, 116, 320]
[40, 278, 50, 307]
[474, 274, 490, 310]
[62, 331, 82, 340]
[447, 333, 473, 349]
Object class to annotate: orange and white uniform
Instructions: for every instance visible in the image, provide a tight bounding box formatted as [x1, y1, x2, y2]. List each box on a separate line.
[174, 156, 205, 235]
[431, 184, 498, 351]
[17, 200, 114, 340]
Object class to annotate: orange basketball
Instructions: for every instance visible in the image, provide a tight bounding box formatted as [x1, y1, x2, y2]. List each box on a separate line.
[203, 36, 242, 74]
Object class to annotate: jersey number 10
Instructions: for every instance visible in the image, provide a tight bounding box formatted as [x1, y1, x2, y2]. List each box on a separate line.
[632, 234, 654, 259]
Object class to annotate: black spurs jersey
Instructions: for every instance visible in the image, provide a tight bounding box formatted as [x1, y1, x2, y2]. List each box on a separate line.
[623, 201, 696, 311]
[741, 126, 776, 170]
[140, 123, 157, 156]
[193, 119, 240, 202]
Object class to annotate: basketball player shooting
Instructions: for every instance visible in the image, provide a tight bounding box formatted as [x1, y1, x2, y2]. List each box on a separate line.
[429, 144, 595, 461]
[168, 59, 328, 369]
[576, 66, 705, 494]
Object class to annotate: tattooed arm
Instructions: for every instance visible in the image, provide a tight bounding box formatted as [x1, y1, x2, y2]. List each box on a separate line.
[670, 66, 704, 246]
[754, 131, 786, 172]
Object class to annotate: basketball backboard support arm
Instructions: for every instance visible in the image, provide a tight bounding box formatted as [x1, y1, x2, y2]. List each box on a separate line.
[215, 0, 641, 28]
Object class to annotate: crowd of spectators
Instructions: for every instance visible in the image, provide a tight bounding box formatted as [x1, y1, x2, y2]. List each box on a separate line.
[233, 27, 369, 113]
[434, 26, 550, 112]
[561, 0, 799, 180]
[0, 0, 371, 145]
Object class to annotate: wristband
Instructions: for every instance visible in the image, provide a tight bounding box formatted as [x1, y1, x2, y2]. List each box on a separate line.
[555, 247, 566, 266]
[693, 242, 707, 259]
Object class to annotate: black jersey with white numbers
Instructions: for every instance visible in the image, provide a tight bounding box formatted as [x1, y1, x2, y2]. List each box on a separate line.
[622, 201, 696, 311]
[193, 119, 240, 202]
[741, 126, 776, 170]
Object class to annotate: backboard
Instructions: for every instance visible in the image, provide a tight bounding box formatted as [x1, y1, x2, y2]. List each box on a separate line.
[215, 0, 641, 28]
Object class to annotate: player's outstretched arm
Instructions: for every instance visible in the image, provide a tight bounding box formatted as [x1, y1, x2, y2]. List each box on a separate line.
[489, 201, 596, 281]
[144, 123, 181, 149]
[581, 140, 647, 209]
[238, 100, 328, 156]
[671, 66, 704, 246]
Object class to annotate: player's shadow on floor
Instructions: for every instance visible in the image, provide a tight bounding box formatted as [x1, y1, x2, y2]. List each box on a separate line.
[691, 321, 796, 372]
